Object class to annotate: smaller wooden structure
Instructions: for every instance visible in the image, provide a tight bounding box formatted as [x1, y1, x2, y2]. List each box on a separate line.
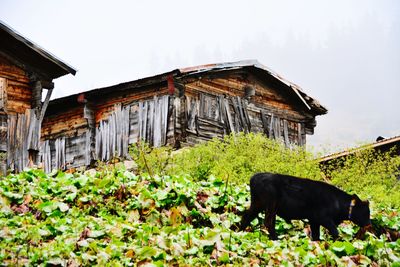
[0, 21, 76, 174]
[319, 135, 400, 165]
[42, 60, 327, 172]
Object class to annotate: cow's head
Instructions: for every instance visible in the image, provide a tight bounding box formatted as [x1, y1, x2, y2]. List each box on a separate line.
[349, 194, 371, 227]
[239, 211, 252, 231]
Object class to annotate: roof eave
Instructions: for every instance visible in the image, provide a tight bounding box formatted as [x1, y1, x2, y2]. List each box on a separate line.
[0, 21, 77, 79]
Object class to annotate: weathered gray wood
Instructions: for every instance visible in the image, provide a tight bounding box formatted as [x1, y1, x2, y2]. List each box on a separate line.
[42, 140, 51, 173]
[55, 137, 65, 170]
[84, 103, 95, 164]
[129, 104, 139, 144]
[217, 95, 224, 124]
[230, 96, 241, 132]
[26, 109, 41, 151]
[122, 106, 130, 156]
[64, 134, 88, 169]
[175, 95, 185, 141]
[40, 80, 55, 90]
[0, 78, 6, 110]
[153, 96, 162, 147]
[283, 119, 289, 147]
[138, 102, 143, 140]
[116, 105, 122, 156]
[85, 131, 91, 166]
[95, 127, 101, 160]
[7, 115, 16, 170]
[39, 88, 53, 122]
[199, 93, 205, 117]
[260, 110, 269, 136]
[130, 95, 170, 147]
[242, 99, 251, 132]
[298, 122, 305, 146]
[0, 114, 7, 151]
[236, 96, 248, 133]
[223, 98, 234, 133]
[110, 111, 116, 157]
[186, 97, 197, 132]
[148, 97, 155, 144]
[32, 80, 42, 112]
[162, 95, 169, 145]
[94, 104, 131, 161]
[19, 113, 26, 170]
[269, 114, 274, 139]
[139, 101, 148, 141]
[274, 117, 281, 140]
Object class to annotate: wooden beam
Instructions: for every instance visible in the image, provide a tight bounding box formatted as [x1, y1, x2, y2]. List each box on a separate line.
[0, 78, 6, 111]
[32, 80, 42, 111]
[41, 80, 54, 89]
[40, 88, 53, 122]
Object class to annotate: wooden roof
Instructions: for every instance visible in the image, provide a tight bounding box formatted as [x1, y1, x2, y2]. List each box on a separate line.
[46, 60, 327, 117]
[319, 135, 400, 163]
[0, 21, 76, 80]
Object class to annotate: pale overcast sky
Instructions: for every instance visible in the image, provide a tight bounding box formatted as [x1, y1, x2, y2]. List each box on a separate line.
[1, 0, 399, 152]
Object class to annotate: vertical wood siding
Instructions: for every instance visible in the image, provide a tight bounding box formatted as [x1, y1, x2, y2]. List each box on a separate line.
[39, 73, 314, 172]
[95, 104, 130, 161]
[181, 92, 305, 147]
[6, 109, 41, 172]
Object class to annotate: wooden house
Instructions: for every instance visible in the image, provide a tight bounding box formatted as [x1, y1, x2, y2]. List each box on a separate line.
[42, 60, 327, 172]
[0, 21, 76, 174]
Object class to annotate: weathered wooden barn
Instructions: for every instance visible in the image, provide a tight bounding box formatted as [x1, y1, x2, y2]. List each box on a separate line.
[42, 60, 327, 172]
[0, 21, 76, 174]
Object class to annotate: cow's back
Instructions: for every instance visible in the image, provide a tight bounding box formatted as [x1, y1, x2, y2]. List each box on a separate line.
[250, 172, 349, 221]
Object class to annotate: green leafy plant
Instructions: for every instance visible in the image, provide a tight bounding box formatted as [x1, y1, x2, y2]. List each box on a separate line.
[0, 169, 399, 266]
[129, 140, 173, 176]
[169, 133, 321, 184]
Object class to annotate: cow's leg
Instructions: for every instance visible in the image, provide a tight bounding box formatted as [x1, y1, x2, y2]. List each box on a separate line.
[322, 221, 339, 240]
[310, 223, 321, 241]
[240, 202, 262, 231]
[264, 202, 278, 240]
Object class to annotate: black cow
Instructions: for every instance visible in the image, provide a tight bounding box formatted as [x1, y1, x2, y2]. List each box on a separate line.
[240, 172, 371, 240]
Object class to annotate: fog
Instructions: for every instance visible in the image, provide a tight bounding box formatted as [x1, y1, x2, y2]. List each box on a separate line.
[1, 0, 399, 152]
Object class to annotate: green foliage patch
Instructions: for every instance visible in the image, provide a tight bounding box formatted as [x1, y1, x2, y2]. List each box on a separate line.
[1, 169, 399, 266]
[130, 133, 400, 207]
[324, 147, 400, 208]
[131, 133, 322, 183]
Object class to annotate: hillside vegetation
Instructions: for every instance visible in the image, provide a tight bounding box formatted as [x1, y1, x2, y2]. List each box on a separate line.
[1, 133, 399, 266]
[131, 133, 400, 207]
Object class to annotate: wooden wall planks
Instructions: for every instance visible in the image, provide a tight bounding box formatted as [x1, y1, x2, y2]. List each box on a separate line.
[6, 109, 42, 172]
[38, 72, 312, 172]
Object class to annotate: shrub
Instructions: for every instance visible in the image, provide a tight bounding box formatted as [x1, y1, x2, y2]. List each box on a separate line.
[129, 133, 322, 184]
[129, 141, 173, 176]
[324, 147, 400, 208]
[129, 133, 400, 208]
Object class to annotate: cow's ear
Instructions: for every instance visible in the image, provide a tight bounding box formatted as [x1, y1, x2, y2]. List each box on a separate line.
[352, 194, 361, 201]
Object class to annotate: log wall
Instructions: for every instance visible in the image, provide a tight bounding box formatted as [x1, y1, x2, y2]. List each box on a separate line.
[40, 71, 314, 172]
[0, 54, 45, 173]
[177, 74, 308, 146]
[41, 94, 172, 172]
[0, 54, 32, 115]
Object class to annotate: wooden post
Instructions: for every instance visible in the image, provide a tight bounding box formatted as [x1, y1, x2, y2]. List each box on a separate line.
[84, 102, 95, 165]
[32, 80, 42, 113]
[39, 88, 53, 122]
[0, 78, 6, 110]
